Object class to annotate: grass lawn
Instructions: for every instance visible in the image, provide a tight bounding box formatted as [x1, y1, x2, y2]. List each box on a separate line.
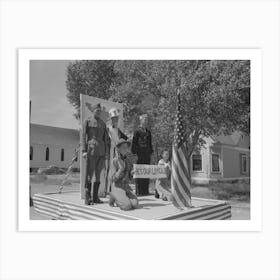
[191, 181, 250, 220]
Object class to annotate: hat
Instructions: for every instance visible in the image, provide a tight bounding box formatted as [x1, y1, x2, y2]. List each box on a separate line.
[85, 102, 101, 113]
[139, 114, 148, 120]
[116, 138, 130, 148]
[109, 108, 120, 119]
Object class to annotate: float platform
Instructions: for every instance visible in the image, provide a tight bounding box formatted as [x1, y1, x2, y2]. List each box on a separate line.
[32, 191, 231, 220]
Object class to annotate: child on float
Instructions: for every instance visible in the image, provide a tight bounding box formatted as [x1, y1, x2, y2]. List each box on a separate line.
[155, 149, 173, 201]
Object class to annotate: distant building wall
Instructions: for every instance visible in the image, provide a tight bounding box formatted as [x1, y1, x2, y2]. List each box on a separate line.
[30, 124, 80, 169]
[191, 133, 250, 184]
[190, 145, 209, 180]
[209, 145, 223, 180]
[222, 147, 250, 178]
[30, 144, 79, 169]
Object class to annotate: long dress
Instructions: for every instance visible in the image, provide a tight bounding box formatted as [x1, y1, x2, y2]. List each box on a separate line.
[155, 159, 172, 201]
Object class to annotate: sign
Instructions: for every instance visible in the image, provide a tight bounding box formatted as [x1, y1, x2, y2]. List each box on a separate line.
[133, 164, 167, 179]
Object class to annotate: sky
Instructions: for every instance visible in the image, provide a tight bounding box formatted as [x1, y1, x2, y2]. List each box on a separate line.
[30, 60, 79, 129]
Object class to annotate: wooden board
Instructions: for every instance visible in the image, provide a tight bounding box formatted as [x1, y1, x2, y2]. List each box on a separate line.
[32, 192, 231, 220]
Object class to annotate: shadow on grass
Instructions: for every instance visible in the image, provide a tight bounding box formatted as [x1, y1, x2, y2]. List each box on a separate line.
[191, 180, 250, 202]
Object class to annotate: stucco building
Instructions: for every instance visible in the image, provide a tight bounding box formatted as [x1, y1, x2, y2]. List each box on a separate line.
[30, 123, 80, 170]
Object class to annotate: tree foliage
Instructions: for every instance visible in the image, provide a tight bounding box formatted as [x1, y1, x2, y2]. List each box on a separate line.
[66, 60, 116, 118]
[66, 59, 250, 161]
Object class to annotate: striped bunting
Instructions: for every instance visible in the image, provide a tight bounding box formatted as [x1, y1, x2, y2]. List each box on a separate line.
[159, 203, 231, 220]
[32, 193, 231, 220]
[171, 90, 192, 208]
[33, 194, 140, 220]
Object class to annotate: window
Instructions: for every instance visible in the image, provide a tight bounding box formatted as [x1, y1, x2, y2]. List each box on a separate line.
[211, 153, 220, 172]
[30, 146, 33, 160]
[192, 154, 202, 171]
[61, 148, 64, 161]
[241, 154, 248, 174]
[45, 147, 49, 161]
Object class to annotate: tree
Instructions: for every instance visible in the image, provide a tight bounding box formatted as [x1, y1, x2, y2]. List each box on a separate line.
[65, 59, 250, 169]
[111, 60, 250, 161]
[65, 60, 116, 118]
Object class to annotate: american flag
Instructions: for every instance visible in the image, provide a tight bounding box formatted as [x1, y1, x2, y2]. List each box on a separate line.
[171, 90, 192, 208]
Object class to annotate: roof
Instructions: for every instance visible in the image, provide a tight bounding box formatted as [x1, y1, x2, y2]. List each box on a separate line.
[211, 131, 242, 146]
[30, 123, 79, 147]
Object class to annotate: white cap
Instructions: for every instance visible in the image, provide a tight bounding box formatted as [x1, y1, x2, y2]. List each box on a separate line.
[109, 108, 120, 119]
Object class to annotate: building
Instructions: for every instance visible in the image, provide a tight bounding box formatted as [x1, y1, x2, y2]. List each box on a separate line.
[30, 123, 250, 183]
[30, 123, 80, 171]
[191, 131, 250, 184]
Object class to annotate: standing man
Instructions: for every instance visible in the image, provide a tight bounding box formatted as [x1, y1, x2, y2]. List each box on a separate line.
[82, 103, 109, 205]
[131, 114, 153, 196]
[106, 108, 128, 193]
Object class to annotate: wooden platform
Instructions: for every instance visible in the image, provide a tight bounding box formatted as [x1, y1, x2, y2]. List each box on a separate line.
[32, 191, 231, 220]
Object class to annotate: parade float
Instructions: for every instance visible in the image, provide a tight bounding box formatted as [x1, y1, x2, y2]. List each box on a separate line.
[32, 95, 231, 220]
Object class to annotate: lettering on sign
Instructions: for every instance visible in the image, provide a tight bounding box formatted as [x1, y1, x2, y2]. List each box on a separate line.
[133, 164, 167, 179]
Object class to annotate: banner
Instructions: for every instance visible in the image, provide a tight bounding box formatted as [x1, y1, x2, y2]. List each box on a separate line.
[133, 164, 167, 179]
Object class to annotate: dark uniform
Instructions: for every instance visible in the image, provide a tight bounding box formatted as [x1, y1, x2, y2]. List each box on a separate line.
[131, 127, 153, 195]
[82, 113, 109, 205]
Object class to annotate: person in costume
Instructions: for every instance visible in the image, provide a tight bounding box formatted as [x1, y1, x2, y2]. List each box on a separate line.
[106, 108, 128, 193]
[155, 149, 173, 201]
[82, 103, 109, 205]
[131, 114, 153, 196]
[109, 139, 138, 211]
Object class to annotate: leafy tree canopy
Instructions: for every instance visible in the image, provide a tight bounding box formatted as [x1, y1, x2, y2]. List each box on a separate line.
[66, 60, 250, 160]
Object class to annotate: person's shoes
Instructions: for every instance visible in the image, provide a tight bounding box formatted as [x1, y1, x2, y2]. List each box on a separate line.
[85, 193, 92, 205]
[155, 190, 160, 199]
[92, 182, 103, 204]
[85, 182, 92, 205]
[94, 197, 104, 204]
[109, 194, 115, 207]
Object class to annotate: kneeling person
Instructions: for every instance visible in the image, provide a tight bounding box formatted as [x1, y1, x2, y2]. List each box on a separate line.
[109, 139, 138, 211]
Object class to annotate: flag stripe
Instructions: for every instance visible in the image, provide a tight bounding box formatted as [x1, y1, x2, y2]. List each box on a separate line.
[172, 149, 192, 197]
[172, 156, 192, 199]
[172, 162, 192, 200]
[177, 144, 190, 177]
[172, 150, 192, 207]
[171, 172, 189, 206]
[171, 177, 186, 209]
[179, 144, 188, 165]
[173, 146, 192, 196]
